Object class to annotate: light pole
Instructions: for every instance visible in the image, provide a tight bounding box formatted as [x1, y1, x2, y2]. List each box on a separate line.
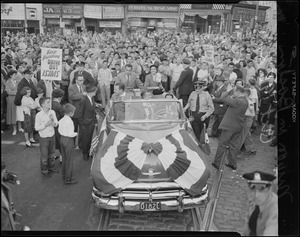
[254, 1, 259, 31]
[24, 3, 28, 33]
[60, 4, 63, 35]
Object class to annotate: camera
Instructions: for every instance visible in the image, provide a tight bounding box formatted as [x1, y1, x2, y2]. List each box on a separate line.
[3, 171, 20, 185]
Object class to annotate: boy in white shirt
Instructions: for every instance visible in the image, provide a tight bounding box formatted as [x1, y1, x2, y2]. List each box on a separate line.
[58, 103, 78, 184]
[35, 97, 58, 178]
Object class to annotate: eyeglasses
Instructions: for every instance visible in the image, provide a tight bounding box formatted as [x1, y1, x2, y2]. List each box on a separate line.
[194, 86, 203, 89]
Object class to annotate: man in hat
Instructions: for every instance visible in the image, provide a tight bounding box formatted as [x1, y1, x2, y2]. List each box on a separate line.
[115, 64, 144, 92]
[73, 61, 96, 88]
[242, 171, 278, 236]
[210, 76, 228, 138]
[212, 85, 248, 171]
[77, 85, 98, 161]
[15, 68, 37, 105]
[183, 80, 214, 141]
[172, 58, 194, 108]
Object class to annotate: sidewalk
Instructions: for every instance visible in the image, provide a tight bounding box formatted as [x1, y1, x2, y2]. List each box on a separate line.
[204, 125, 277, 234]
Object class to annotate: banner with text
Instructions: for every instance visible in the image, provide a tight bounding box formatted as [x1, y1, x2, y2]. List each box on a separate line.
[202, 44, 214, 65]
[41, 48, 62, 81]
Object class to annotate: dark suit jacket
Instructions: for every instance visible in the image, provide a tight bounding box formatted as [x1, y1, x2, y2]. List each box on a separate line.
[77, 96, 97, 126]
[52, 100, 64, 121]
[215, 92, 248, 133]
[191, 66, 200, 83]
[16, 77, 37, 100]
[259, 82, 277, 105]
[212, 84, 228, 115]
[74, 70, 96, 87]
[173, 67, 194, 95]
[36, 80, 57, 97]
[68, 83, 86, 118]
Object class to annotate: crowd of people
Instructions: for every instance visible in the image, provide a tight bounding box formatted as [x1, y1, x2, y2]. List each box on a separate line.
[1, 28, 278, 233]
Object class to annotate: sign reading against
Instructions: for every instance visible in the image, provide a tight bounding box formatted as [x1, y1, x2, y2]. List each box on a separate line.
[41, 48, 62, 81]
[202, 44, 214, 65]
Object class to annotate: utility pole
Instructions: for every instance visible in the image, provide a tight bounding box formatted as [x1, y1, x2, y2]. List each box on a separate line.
[254, 1, 259, 31]
[24, 3, 28, 33]
[60, 4, 63, 35]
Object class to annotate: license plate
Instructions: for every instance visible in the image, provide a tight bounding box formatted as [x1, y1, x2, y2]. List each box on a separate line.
[140, 202, 161, 211]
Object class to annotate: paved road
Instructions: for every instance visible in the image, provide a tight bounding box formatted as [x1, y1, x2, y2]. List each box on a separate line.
[1, 123, 276, 232]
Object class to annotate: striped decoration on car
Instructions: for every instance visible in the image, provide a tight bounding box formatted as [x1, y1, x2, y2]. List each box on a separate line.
[91, 129, 211, 196]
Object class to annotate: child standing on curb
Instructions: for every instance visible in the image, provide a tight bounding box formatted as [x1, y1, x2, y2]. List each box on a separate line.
[35, 97, 58, 178]
[58, 103, 78, 185]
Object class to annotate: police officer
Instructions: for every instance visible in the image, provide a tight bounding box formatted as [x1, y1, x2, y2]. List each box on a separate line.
[242, 171, 278, 236]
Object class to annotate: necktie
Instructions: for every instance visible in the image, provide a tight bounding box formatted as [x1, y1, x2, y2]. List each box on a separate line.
[249, 205, 260, 236]
[195, 94, 200, 113]
[79, 86, 82, 93]
[29, 79, 33, 85]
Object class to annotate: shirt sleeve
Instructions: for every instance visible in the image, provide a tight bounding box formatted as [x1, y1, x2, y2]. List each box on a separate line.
[35, 112, 46, 131]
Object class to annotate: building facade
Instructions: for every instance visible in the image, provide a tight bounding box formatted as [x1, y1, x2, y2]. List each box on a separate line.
[1, 3, 43, 34]
[259, 1, 276, 33]
[126, 4, 179, 34]
[179, 4, 232, 34]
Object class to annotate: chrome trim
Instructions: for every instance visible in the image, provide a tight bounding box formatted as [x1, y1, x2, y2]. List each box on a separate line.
[92, 187, 209, 212]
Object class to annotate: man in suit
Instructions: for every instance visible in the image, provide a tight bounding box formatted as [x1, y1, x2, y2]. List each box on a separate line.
[190, 58, 200, 83]
[115, 64, 144, 92]
[172, 58, 194, 108]
[15, 67, 37, 104]
[242, 171, 278, 236]
[119, 52, 128, 72]
[77, 85, 98, 160]
[68, 74, 86, 148]
[73, 61, 96, 88]
[210, 76, 228, 138]
[212, 85, 248, 171]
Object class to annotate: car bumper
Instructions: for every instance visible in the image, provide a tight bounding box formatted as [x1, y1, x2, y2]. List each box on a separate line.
[92, 184, 209, 213]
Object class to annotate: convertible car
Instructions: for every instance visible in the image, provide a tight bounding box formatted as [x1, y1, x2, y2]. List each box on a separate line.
[90, 94, 211, 213]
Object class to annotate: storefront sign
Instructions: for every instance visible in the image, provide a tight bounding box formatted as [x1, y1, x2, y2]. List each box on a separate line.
[128, 5, 178, 12]
[43, 4, 83, 18]
[41, 48, 62, 81]
[233, 7, 266, 22]
[99, 21, 121, 28]
[127, 12, 178, 19]
[62, 4, 83, 18]
[202, 44, 214, 65]
[164, 22, 177, 28]
[26, 8, 37, 20]
[1, 4, 25, 20]
[102, 6, 124, 19]
[84, 5, 102, 19]
[47, 19, 72, 25]
[192, 4, 213, 9]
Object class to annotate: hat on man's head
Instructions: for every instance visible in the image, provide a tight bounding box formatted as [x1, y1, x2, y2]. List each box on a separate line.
[215, 76, 226, 82]
[85, 85, 98, 93]
[162, 58, 168, 62]
[182, 58, 191, 65]
[23, 68, 33, 75]
[242, 171, 276, 184]
[194, 80, 206, 86]
[76, 61, 85, 67]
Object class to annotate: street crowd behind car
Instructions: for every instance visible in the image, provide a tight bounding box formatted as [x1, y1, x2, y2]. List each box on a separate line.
[1, 28, 277, 232]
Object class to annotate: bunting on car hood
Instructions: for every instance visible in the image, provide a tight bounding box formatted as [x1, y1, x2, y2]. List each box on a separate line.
[91, 129, 210, 196]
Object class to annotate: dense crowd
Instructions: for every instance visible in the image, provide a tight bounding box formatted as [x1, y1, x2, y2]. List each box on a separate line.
[1, 29, 277, 233]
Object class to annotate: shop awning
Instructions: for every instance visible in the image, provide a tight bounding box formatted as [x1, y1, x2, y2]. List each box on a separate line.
[180, 9, 230, 17]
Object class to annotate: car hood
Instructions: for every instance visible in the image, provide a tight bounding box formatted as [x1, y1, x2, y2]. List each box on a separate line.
[91, 127, 210, 196]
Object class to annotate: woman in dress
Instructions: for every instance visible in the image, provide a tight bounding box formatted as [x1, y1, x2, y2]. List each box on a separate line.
[144, 65, 163, 89]
[5, 70, 21, 135]
[256, 68, 268, 87]
[20, 86, 38, 147]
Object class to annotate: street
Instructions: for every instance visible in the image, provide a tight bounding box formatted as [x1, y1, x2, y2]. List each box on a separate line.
[1, 124, 277, 233]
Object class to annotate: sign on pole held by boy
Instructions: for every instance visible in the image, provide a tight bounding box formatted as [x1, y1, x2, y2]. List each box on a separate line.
[41, 47, 62, 81]
[202, 44, 214, 65]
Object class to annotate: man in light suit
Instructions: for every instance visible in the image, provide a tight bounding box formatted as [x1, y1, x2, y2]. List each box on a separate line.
[115, 64, 144, 92]
[242, 171, 278, 236]
[68, 74, 86, 148]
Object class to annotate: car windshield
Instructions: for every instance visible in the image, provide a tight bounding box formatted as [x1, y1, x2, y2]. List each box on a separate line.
[109, 100, 183, 122]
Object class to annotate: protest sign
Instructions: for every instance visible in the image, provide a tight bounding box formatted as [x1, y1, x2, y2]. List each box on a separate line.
[202, 44, 214, 65]
[41, 47, 62, 81]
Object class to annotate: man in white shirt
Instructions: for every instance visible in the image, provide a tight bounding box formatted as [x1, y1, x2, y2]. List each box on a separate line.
[35, 97, 58, 178]
[170, 57, 184, 92]
[197, 61, 210, 84]
[228, 62, 238, 85]
[98, 60, 112, 108]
